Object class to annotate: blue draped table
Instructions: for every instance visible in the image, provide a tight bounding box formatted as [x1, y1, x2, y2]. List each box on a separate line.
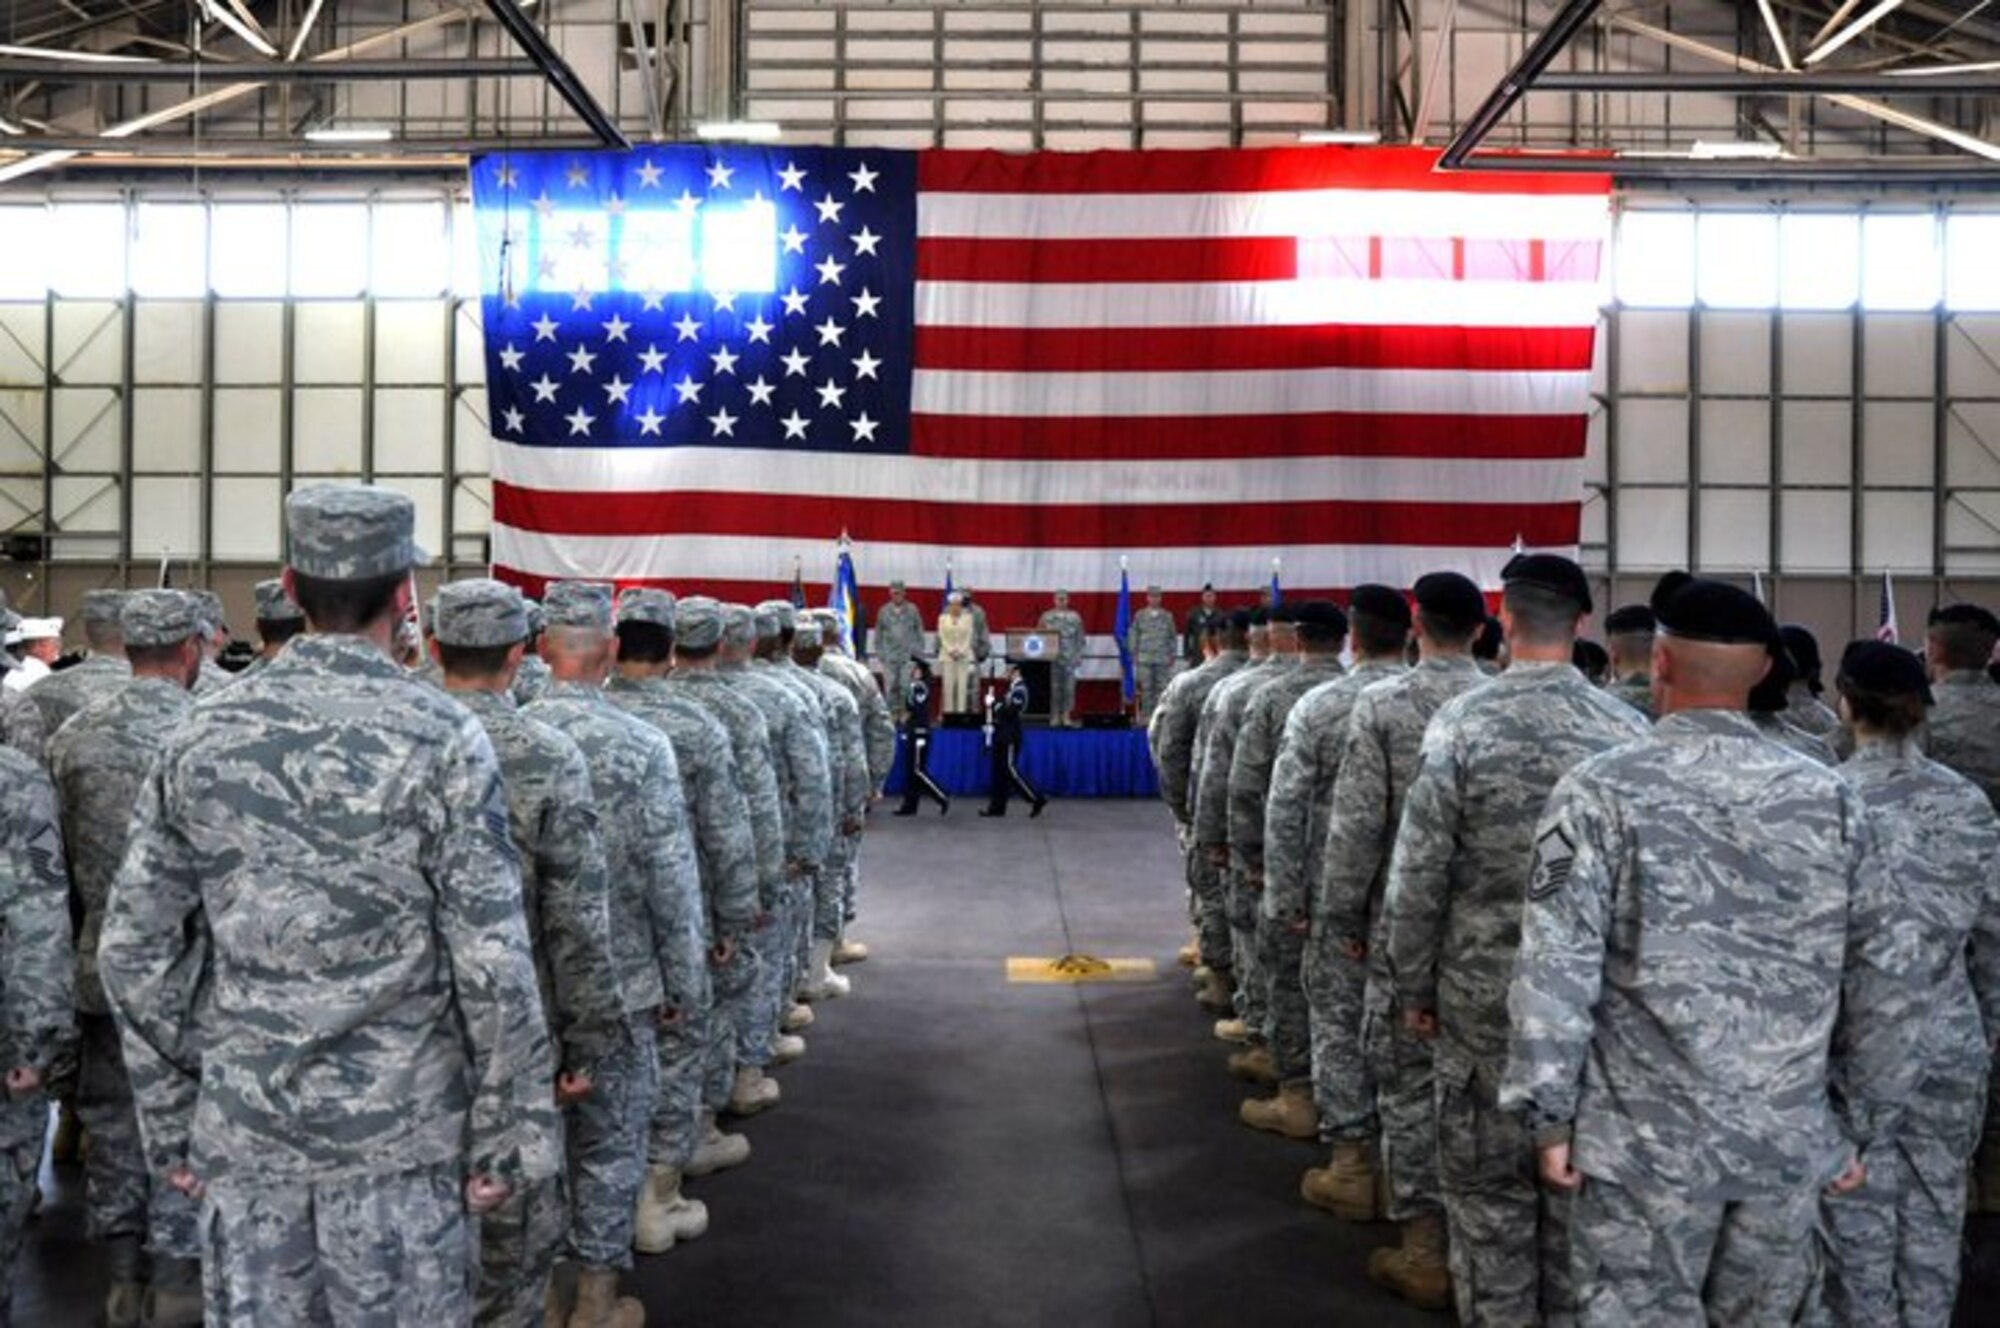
[884, 727, 1160, 799]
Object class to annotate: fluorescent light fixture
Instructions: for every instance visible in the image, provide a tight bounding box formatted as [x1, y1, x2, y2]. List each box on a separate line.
[1754, 0, 1795, 70]
[1298, 130, 1383, 145]
[1887, 59, 2000, 75]
[304, 126, 393, 143]
[0, 42, 154, 64]
[696, 121, 782, 141]
[200, 0, 279, 57]
[1805, 0, 1905, 66]
[1690, 139, 1786, 160]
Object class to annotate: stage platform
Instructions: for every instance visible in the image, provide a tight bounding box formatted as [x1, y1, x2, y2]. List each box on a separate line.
[884, 726, 1160, 799]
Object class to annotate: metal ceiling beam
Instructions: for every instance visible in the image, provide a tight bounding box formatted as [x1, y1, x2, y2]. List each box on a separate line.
[1534, 70, 2000, 94]
[0, 56, 538, 82]
[480, 0, 631, 149]
[1438, 0, 1601, 169]
[0, 133, 601, 154]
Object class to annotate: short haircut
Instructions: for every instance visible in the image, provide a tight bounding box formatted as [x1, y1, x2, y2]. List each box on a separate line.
[258, 618, 306, 647]
[1929, 619, 1998, 672]
[1351, 609, 1409, 657]
[125, 641, 188, 671]
[1502, 583, 1584, 646]
[1836, 675, 1927, 737]
[290, 570, 405, 634]
[437, 641, 516, 679]
[1416, 609, 1483, 646]
[616, 620, 674, 664]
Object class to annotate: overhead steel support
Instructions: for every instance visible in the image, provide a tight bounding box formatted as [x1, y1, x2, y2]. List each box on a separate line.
[1437, 0, 1600, 170]
[1533, 70, 2000, 94]
[480, 0, 631, 149]
[0, 57, 539, 82]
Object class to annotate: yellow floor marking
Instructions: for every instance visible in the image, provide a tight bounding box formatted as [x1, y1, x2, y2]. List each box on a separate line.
[1007, 954, 1159, 984]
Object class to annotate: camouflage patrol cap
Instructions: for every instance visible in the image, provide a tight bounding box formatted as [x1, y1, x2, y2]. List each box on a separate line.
[721, 603, 756, 650]
[253, 578, 305, 624]
[523, 599, 545, 636]
[617, 588, 676, 628]
[543, 580, 615, 632]
[756, 599, 798, 631]
[192, 589, 227, 637]
[752, 606, 780, 640]
[81, 588, 128, 628]
[889, 579, 907, 591]
[434, 579, 528, 648]
[119, 589, 202, 648]
[675, 596, 724, 649]
[285, 483, 426, 581]
[420, 599, 437, 638]
[793, 619, 824, 646]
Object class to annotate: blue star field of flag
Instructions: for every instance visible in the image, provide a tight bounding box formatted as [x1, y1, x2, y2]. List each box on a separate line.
[470, 147, 915, 455]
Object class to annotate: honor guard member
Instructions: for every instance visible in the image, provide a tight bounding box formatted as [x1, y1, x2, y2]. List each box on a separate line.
[1816, 641, 2000, 1327]
[788, 618, 873, 998]
[431, 580, 626, 1327]
[46, 590, 203, 1328]
[1501, 574, 1920, 1327]
[980, 669, 1046, 817]
[239, 578, 305, 682]
[1127, 586, 1179, 721]
[513, 598, 555, 706]
[1313, 572, 1488, 1305]
[0, 741, 73, 1327]
[1385, 554, 1648, 1325]
[525, 581, 714, 1322]
[1601, 605, 1658, 720]
[187, 589, 234, 695]
[895, 662, 950, 816]
[873, 581, 925, 719]
[1779, 624, 1842, 742]
[1183, 584, 1225, 666]
[98, 485, 559, 1328]
[1152, 611, 1250, 1010]
[607, 592, 766, 1129]
[0, 594, 46, 763]
[1267, 589, 1410, 1213]
[1227, 601, 1348, 1139]
[1037, 591, 1087, 728]
[936, 594, 978, 716]
[28, 588, 129, 735]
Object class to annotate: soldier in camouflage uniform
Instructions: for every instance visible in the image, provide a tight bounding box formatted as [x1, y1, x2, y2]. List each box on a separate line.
[1779, 624, 1843, 743]
[806, 606, 890, 965]
[1151, 610, 1249, 1009]
[1385, 555, 1648, 1325]
[1815, 641, 2000, 1327]
[526, 580, 712, 1320]
[513, 599, 555, 707]
[47, 590, 205, 1328]
[872, 581, 925, 721]
[1126, 585, 1179, 721]
[28, 586, 129, 737]
[234, 578, 306, 686]
[1601, 605, 1657, 720]
[431, 580, 628, 1328]
[1227, 602, 1347, 1138]
[606, 591, 766, 1144]
[1037, 591, 1088, 727]
[188, 589, 236, 697]
[1502, 574, 1921, 1327]
[0, 654, 43, 762]
[1314, 572, 1489, 1302]
[1261, 587, 1409, 1215]
[0, 743, 74, 1327]
[98, 485, 559, 1328]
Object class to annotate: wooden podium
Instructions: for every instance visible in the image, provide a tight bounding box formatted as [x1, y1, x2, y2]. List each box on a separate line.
[1004, 629, 1053, 720]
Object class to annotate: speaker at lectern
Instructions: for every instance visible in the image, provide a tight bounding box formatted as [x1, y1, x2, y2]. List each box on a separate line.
[1003, 630, 1053, 720]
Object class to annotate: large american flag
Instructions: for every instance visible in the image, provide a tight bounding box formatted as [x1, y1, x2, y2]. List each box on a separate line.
[471, 146, 1609, 626]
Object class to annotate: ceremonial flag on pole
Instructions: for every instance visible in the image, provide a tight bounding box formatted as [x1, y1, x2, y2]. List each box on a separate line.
[1752, 571, 1767, 606]
[471, 146, 1609, 621]
[1876, 570, 1899, 644]
[832, 539, 861, 655]
[788, 557, 807, 610]
[942, 560, 954, 610]
[1115, 559, 1135, 702]
[1269, 558, 1282, 607]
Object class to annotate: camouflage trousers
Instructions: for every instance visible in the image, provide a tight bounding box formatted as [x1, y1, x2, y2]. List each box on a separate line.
[1816, 1125, 1974, 1328]
[1049, 662, 1077, 720]
[815, 834, 857, 942]
[1187, 850, 1232, 972]
[1227, 869, 1269, 1035]
[703, 948, 763, 1111]
[1302, 936, 1371, 1141]
[0, 1127, 39, 1327]
[1570, 1176, 1818, 1327]
[744, 882, 809, 1067]
[1365, 982, 1441, 1219]
[1256, 919, 1312, 1084]
[879, 657, 913, 717]
[475, 1173, 566, 1328]
[78, 1012, 198, 1256]
[568, 1018, 657, 1269]
[199, 1163, 473, 1327]
[1135, 661, 1173, 721]
[651, 1012, 708, 1177]
[1436, 1068, 1573, 1328]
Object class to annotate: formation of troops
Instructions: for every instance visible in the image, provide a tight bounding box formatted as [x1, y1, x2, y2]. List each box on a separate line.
[0, 483, 894, 1328]
[1148, 555, 2000, 1327]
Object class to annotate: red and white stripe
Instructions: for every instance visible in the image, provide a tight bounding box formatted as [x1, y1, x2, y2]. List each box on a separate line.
[491, 146, 1610, 614]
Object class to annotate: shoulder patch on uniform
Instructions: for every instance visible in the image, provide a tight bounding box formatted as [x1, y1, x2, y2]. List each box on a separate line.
[1528, 824, 1576, 901]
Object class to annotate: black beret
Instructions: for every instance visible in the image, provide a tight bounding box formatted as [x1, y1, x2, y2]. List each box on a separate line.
[1412, 572, 1487, 629]
[1839, 640, 1934, 705]
[1228, 609, 1257, 632]
[1291, 600, 1349, 643]
[1650, 572, 1779, 648]
[1349, 583, 1412, 630]
[1928, 603, 2000, 636]
[1747, 644, 1794, 713]
[1502, 552, 1593, 614]
[1572, 639, 1609, 676]
[1603, 604, 1657, 636]
[1266, 605, 1300, 625]
[1474, 616, 1504, 660]
[1245, 607, 1271, 629]
[1778, 625, 1823, 680]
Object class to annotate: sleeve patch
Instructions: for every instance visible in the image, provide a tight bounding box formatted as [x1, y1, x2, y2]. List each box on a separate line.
[1528, 824, 1576, 902]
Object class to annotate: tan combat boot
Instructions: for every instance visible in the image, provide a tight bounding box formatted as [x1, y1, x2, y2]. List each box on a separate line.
[1177, 939, 1199, 968]
[686, 1112, 752, 1177]
[1238, 1083, 1317, 1140]
[1225, 1044, 1277, 1086]
[1367, 1210, 1453, 1311]
[1212, 1017, 1251, 1044]
[772, 1034, 807, 1065]
[1301, 1140, 1382, 1221]
[782, 1002, 815, 1032]
[832, 937, 870, 965]
[727, 1065, 781, 1116]
[1195, 969, 1235, 1014]
[567, 1266, 644, 1328]
[631, 1165, 709, 1255]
